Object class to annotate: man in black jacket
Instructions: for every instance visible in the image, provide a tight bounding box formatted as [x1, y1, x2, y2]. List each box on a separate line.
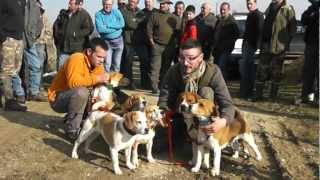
[0, 0, 28, 111]
[53, 0, 94, 69]
[239, 0, 264, 99]
[213, 2, 240, 80]
[195, 2, 217, 62]
[297, 0, 319, 105]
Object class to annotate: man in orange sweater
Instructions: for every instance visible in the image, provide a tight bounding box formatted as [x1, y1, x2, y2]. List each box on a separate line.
[48, 37, 110, 140]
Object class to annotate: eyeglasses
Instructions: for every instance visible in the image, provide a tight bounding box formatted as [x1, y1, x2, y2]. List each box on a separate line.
[179, 53, 203, 63]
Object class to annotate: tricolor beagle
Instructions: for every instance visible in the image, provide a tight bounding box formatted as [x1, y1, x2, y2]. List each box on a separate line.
[190, 99, 262, 176]
[71, 111, 148, 175]
[131, 105, 167, 166]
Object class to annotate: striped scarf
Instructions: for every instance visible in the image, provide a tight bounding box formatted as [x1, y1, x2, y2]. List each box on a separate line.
[182, 61, 206, 93]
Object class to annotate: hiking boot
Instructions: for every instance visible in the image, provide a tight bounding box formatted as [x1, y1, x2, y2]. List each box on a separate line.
[4, 99, 27, 112]
[270, 83, 280, 101]
[16, 95, 26, 104]
[66, 129, 80, 141]
[28, 93, 47, 102]
[251, 82, 264, 102]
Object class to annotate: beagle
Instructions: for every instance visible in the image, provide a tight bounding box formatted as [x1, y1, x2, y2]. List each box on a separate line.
[131, 105, 167, 166]
[190, 99, 262, 176]
[71, 111, 148, 175]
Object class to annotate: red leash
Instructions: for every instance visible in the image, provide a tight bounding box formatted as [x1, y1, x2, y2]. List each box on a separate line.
[165, 111, 189, 168]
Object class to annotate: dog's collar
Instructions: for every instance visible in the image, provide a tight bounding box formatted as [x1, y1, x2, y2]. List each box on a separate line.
[105, 84, 113, 90]
[122, 121, 137, 136]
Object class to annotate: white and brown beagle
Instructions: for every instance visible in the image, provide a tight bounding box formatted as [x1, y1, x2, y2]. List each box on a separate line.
[131, 105, 167, 166]
[71, 111, 148, 175]
[190, 99, 262, 176]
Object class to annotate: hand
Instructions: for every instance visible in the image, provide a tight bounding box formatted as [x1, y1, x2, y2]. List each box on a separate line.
[96, 73, 110, 84]
[201, 117, 227, 134]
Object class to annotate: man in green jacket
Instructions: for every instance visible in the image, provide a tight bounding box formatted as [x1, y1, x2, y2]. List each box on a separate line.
[254, 0, 296, 101]
[147, 0, 178, 94]
[120, 0, 148, 90]
[158, 39, 235, 147]
[53, 0, 94, 69]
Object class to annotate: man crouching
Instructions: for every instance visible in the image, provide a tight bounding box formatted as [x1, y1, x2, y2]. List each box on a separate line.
[48, 37, 110, 140]
[157, 39, 235, 152]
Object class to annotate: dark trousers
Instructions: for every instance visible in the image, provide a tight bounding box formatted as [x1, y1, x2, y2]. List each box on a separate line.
[123, 44, 150, 88]
[301, 43, 319, 101]
[149, 43, 175, 91]
[239, 41, 257, 98]
[50, 87, 89, 132]
[256, 52, 284, 84]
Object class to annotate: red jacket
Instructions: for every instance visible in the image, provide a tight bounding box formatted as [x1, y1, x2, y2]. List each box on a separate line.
[180, 20, 198, 44]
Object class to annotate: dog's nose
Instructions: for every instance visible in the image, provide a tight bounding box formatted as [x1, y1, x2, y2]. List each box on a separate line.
[145, 128, 149, 134]
[142, 101, 147, 106]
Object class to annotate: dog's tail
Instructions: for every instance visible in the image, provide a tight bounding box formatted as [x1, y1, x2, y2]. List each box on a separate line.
[234, 107, 250, 132]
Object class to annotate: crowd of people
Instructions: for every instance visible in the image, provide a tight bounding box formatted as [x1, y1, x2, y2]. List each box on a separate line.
[0, 0, 318, 139]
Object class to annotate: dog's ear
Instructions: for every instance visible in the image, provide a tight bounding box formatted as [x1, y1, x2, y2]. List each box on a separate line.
[124, 112, 136, 130]
[212, 100, 220, 117]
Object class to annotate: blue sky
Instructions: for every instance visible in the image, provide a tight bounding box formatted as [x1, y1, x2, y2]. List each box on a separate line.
[42, 0, 310, 24]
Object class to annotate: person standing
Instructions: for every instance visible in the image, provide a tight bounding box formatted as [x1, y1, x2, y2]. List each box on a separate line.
[0, 0, 27, 111]
[297, 0, 319, 105]
[172, 1, 185, 63]
[95, 0, 125, 72]
[253, 0, 296, 101]
[213, 2, 240, 80]
[195, 2, 217, 62]
[239, 0, 264, 100]
[180, 5, 198, 44]
[147, 0, 178, 94]
[53, 0, 94, 69]
[120, 0, 147, 89]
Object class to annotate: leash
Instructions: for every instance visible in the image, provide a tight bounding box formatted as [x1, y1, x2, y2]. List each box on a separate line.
[165, 111, 190, 168]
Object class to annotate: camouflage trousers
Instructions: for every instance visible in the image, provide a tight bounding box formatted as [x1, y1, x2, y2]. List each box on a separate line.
[256, 53, 285, 84]
[0, 38, 24, 99]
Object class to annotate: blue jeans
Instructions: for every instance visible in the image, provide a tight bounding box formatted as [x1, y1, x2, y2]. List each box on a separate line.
[13, 44, 46, 96]
[25, 44, 46, 95]
[12, 74, 25, 97]
[239, 41, 257, 98]
[57, 53, 70, 70]
[104, 36, 124, 72]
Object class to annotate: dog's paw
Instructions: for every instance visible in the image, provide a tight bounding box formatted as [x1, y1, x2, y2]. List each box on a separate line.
[114, 168, 123, 175]
[132, 158, 140, 167]
[191, 167, 200, 173]
[126, 162, 137, 170]
[147, 156, 156, 163]
[71, 152, 79, 159]
[201, 161, 210, 169]
[210, 168, 220, 176]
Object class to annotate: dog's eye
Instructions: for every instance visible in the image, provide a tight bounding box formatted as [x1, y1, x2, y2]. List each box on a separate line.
[137, 121, 142, 124]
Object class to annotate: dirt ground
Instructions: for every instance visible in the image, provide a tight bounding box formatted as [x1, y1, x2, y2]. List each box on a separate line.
[0, 82, 318, 180]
